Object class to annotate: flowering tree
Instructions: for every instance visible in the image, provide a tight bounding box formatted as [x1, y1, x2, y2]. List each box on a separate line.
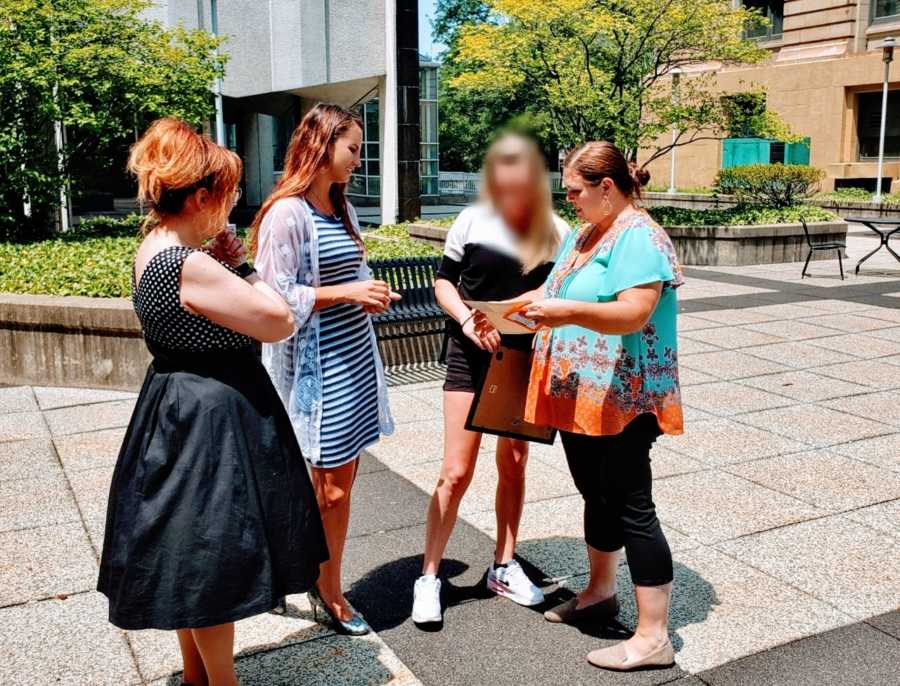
[449, 0, 769, 164]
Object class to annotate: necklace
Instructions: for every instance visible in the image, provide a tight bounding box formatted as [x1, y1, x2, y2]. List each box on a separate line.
[306, 187, 335, 216]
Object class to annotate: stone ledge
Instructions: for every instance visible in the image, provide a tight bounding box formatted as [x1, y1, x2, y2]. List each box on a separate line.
[0, 294, 140, 335]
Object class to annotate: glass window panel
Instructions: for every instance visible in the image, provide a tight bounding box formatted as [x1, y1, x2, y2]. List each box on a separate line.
[857, 90, 900, 159]
[369, 176, 380, 196]
[743, 0, 783, 39]
[427, 143, 439, 160]
[875, 0, 900, 18]
[366, 143, 379, 159]
[348, 175, 366, 196]
[366, 102, 379, 141]
[367, 160, 380, 176]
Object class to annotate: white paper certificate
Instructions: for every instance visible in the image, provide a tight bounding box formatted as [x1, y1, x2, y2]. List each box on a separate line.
[463, 299, 541, 335]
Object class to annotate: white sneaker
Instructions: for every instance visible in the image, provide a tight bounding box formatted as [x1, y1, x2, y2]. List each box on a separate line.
[487, 560, 545, 606]
[412, 575, 442, 624]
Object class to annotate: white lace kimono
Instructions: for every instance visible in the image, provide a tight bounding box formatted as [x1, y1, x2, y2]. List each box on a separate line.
[255, 196, 394, 465]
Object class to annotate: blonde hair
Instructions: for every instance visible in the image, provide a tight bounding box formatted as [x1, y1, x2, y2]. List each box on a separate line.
[128, 118, 242, 237]
[481, 133, 560, 273]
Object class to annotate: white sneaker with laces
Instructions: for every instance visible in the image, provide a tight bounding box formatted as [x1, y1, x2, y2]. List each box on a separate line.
[412, 575, 442, 624]
[487, 560, 545, 606]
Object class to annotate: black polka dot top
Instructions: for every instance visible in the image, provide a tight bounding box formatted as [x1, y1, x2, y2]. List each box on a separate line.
[133, 246, 254, 352]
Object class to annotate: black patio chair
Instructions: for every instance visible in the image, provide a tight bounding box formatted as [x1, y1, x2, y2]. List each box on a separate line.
[801, 218, 845, 280]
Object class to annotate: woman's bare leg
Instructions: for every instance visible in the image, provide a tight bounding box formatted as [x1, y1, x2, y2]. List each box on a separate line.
[494, 437, 528, 564]
[310, 459, 359, 621]
[577, 545, 619, 607]
[190, 623, 237, 686]
[176, 629, 208, 686]
[421, 391, 482, 576]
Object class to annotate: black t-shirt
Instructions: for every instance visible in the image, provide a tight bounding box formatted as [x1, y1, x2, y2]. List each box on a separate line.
[436, 204, 570, 350]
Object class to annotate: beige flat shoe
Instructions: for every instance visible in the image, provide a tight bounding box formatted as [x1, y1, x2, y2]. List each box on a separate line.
[587, 638, 675, 671]
[543, 594, 619, 624]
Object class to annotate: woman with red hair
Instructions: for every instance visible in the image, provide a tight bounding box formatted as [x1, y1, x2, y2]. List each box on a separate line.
[251, 103, 397, 636]
[98, 118, 327, 685]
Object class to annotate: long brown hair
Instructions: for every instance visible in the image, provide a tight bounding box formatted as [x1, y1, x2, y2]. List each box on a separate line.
[480, 133, 560, 273]
[249, 103, 363, 253]
[564, 141, 650, 200]
[128, 118, 242, 237]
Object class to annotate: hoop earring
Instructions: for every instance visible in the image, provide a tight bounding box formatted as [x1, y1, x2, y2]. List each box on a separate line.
[601, 192, 613, 221]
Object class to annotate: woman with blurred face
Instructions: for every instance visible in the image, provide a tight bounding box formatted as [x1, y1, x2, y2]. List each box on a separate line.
[251, 103, 397, 637]
[411, 134, 569, 626]
[98, 119, 327, 686]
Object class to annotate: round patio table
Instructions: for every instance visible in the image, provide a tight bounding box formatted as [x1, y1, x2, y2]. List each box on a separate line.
[843, 217, 900, 274]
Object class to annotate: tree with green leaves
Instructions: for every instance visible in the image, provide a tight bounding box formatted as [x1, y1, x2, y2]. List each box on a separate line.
[0, 0, 225, 238]
[449, 1, 770, 166]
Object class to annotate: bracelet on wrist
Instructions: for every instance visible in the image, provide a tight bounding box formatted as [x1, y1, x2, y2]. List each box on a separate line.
[459, 311, 476, 327]
[234, 262, 256, 279]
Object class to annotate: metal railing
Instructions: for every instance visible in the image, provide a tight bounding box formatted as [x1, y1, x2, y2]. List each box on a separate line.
[438, 171, 563, 195]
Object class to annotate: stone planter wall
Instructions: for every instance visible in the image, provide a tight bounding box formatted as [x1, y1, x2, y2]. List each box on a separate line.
[641, 192, 900, 220]
[0, 293, 445, 390]
[408, 220, 849, 267]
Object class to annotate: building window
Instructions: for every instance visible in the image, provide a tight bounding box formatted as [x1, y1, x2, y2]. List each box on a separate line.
[420, 65, 440, 196]
[743, 0, 784, 40]
[350, 100, 381, 198]
[857, 90, 900, 160]
[873, 0, 900, 20]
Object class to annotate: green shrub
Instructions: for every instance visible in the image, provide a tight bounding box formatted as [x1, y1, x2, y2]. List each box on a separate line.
[715, 164, 825, 208]
[365, 236, 441, 260]
[649, 204, 836, 227]
[814, 188, 900, 206]
[74, 213, 145, 238]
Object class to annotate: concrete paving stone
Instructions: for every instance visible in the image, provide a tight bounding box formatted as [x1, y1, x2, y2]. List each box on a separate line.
[682, 404, 716, 422]
[799, 312, 898, 333]
[864, 324, 900, 342]
[679, 381, 794, 417]
[653, 470, 823, 544]
[742, 341, 858, 370]
[830, 433, 900, 473]
[0, 386, 38, 414]
[0, 438, 60, 482]
[0, 522, 98, 606]
[659, 417, 808, 466]
[738, 369, 872, 402]
[680, 327, 784, 351]
[226, 633, 420, 686]
[31, 386, 137, 411]
[742, 318, 847, 341]
[0, 591, 138, 686]
[677, 314, 726, 332]
[689, 308, 782, 326]
[807, 332, 900, 359]
[737, 404, 893, 448]
[725, 450, 900, 513]
[802, 298, 879, 313]
[0, 472, 80, 532]
[843, 500, 900, 540]
[858, 306, 900, 324]
[678, 366, 720, 386]
[698, 620, 900, 686]
[129, 595, 331, 682]
[349, 467, 431, 538]
[386, 388, 443, 424]
[650, 445, 707, 479]
[717, 515, 900, 619]
[679, 350, 791, 380]
[820, 390, 900, 427]
[365, 419, 443, 469]
[678, 336, 723, 355]
[0, 411, 49, 442]
[866, 610, 900, 640]
[66, 467, 115, 552]
[402, 385, 445, 409]
[746, 302, 832, 320]
[52, 427, 125, 472]
[400, 454, 578, 517]
[42, 399, 136, 437]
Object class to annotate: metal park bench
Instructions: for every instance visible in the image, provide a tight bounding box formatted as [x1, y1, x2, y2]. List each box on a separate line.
[369, 256, 448, 367]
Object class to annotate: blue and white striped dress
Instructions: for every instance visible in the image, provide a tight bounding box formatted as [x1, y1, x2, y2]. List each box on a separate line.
[314, 208, 381, 467]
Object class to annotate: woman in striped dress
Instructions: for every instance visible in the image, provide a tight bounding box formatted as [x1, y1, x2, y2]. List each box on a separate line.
[251, 104, 398, 636]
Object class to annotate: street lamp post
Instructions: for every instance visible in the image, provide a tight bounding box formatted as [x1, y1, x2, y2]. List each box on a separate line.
[875, 37, 895, 203]
[668, 67, 682, 195]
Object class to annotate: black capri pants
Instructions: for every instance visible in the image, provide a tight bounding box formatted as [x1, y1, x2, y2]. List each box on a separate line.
[559, 413, 673, 587]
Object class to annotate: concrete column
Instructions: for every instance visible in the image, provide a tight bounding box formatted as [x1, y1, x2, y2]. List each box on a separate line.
[380, 3, 399, 225]
[396, 0, 420, 222]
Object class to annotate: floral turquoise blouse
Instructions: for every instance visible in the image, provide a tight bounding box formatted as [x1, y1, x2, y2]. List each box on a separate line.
[524, 210, 685, 436]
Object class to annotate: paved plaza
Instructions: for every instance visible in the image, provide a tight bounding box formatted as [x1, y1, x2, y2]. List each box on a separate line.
[2, 229, 900, 685]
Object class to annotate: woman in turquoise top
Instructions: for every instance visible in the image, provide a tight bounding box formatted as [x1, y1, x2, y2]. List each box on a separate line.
[479, 142, 683, 671]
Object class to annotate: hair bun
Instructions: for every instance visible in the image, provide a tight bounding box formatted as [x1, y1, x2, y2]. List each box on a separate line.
[630, 163, 651, 188]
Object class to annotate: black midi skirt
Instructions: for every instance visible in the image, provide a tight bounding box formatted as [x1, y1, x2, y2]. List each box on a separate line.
[97, 347, 328, 630]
